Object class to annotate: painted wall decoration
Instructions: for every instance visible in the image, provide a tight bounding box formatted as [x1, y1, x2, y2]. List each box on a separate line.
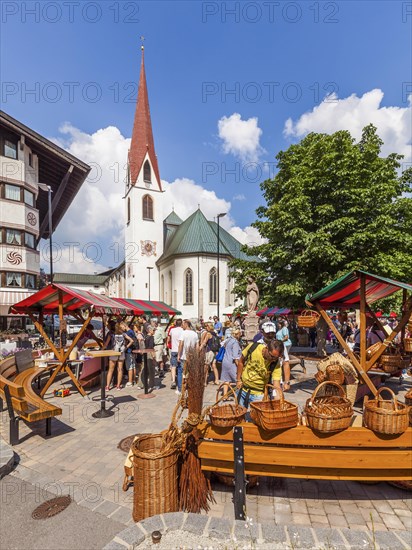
[7, 251, 23, 265]
[27, 212, 37, 226]
[140, 240, 156, 257]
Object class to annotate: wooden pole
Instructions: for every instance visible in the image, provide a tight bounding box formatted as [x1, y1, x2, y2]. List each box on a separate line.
[315, 305, 378, 396]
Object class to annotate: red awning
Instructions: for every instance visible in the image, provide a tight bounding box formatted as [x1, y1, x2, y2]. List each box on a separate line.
[113, 298, 181, 316]
[9, 284, 132, 316]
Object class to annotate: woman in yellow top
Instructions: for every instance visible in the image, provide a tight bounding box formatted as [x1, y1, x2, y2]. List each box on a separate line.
[236, 339, 284, 408]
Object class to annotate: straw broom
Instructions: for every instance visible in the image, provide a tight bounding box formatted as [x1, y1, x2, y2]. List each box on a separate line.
[179, 346, 215, 512]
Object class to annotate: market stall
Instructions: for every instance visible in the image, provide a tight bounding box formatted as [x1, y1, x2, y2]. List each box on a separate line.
[306, 270, 412, 396]
[9, 283, 132, 396]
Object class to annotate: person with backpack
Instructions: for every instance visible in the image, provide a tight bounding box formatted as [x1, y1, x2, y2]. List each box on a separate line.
[221, 328, 242, 395]
[236, 339, 285, 408]
[200, 322, 221, 385]
[104, 320, 134, 391]
[122, 321, 137, 387]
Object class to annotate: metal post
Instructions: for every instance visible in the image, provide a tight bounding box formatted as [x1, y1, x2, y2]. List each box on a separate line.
[233, 425, 246, 520]
[4, 385, 19, 445]
[217, 218, 220, 319]
[92, 356, 114, 418]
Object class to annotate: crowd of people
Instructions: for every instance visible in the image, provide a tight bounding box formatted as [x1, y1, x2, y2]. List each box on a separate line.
[96, 314, 293, 404]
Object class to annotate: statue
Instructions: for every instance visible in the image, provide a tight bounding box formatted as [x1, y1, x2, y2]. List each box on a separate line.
[246, 276, 259, 313]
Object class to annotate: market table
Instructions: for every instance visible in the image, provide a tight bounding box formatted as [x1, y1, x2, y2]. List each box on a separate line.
[86, 350, 121, 417]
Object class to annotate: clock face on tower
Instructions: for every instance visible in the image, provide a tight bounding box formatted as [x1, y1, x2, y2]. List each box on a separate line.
[141, 240, 156, 257]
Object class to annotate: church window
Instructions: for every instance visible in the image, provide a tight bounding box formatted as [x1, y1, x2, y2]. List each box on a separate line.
[142, 194, 154, 221]
[168, 271, 172, 306]
[184, 269, 193, 304]
[127, 197, 130, 225]
[144, 160, 151, 183]
[209, 267, 217, 304]
[160, 274, 164, 302]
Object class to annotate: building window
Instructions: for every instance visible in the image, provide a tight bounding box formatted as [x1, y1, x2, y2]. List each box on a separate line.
[26, 274, 36, 289]
[209, 267, 217, 303]
[7, 272, 22, 287]
[160, 274, 164, 302]
[184, 269, 193, 304]
[5, 184, 21, 201]
[24, 189, 34, 207]
[168, 271, 172, 306]
[143, 160, 151, 183]
[142, 194, 154, 221]
[4, 139, 17, 159]
[25, 232, 35, 248]
[127, 197, 130, 225]
[29, 153, 33, 167]
[6, 229, 22, 245]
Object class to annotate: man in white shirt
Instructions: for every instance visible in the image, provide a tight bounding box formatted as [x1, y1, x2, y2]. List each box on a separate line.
[177, 319, 199, 392]
[168, 319, 183, 390]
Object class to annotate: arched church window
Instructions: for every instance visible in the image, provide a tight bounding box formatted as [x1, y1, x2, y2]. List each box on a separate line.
[160, 274, 164, 302]
[144, 160, 151, 183]
[184, 269, 193, 304]
[168, 271, 173, 306]
[127, 197, 130, 225]
[142, 194, 154, 221]
[209, 267, 217, 304]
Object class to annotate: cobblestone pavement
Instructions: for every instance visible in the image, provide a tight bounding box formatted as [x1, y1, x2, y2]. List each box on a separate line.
[1, 357, 411, 544]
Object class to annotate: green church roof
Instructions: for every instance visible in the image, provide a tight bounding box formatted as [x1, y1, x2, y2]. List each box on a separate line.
[158, 209, 260, 264]
[164, 210, 183, 226]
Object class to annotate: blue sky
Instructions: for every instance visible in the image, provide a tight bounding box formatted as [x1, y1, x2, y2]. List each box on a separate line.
[1, 1, 411, 272]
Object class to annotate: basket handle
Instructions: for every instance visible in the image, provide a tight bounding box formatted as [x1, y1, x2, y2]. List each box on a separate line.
[213, 383, 239, 406]
[375, 386, 399, 411]
[263, 384, 284, 405]
[311, 380, 345, 400]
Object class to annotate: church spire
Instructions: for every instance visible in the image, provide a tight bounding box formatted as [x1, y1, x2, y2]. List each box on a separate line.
[129, 45, 161, 189]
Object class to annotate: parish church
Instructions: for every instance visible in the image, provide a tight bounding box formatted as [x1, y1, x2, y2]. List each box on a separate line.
[55, 48, 256, 320]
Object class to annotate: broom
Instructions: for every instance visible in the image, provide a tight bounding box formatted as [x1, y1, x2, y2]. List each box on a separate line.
[179, 346, 215, 512]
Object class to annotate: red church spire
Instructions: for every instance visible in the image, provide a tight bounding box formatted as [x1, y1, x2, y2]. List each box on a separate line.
[128, 45, 161, 189]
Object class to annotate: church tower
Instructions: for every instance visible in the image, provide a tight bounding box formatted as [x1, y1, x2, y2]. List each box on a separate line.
[125, 46, 163, 299]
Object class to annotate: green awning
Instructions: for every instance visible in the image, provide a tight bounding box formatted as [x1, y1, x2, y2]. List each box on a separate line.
[306, 270, 412, 308]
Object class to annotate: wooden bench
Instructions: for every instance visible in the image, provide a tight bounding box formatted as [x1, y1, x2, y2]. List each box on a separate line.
[0, 352, 62, 445]
[197, 420, 412, 519]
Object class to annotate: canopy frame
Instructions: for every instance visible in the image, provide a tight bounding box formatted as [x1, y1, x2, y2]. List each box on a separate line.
[308, 271, 412, 397]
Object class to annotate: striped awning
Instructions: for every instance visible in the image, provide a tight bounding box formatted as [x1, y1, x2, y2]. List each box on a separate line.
[9, 284, 132, 316]
[0, 290, 37, 316]
[113, 298, 181, 316]
[257, 306, 291, 317]
[307, 270, 412, 308]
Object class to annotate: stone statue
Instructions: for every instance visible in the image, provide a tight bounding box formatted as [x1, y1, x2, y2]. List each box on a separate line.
[246, 276, 259, 313]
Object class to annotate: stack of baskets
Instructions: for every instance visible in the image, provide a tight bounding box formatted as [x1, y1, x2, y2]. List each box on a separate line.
[378, 353, 405, 374]
[297, 309, 320, 328]
[304, 381, 353, 433]
[208, 384, 247, 428]
[363, 387, 409, 435]
[250, 386, 299, 431]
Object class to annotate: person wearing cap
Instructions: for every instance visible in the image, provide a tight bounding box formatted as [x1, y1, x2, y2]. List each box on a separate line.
[236, 339, 285, 408]
[256, 321, 291, 391]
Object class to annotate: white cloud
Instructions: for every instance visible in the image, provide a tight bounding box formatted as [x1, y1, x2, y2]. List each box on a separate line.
[228, 225, 266, 247]
[233, 193, 246, 201]
[284, 89, 412, 161]
[52, 124, 130, 242]
[218, 113, 264, 162]
[40, 241, 108, 274]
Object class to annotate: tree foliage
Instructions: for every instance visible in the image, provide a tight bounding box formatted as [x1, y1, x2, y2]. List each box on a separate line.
[231, 124, 412, 309]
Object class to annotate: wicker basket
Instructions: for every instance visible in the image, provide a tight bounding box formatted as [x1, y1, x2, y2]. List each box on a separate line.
[132, 434, 179, 522]
[379, 354, 403, 373]
[315, 370, 327, 384]
[363, 387, 409, 435]
[404, 389, 412, 406]
[326, 363, 345, 385]
[404, 338, 412, 353]
[297, 309, 320, 328]
[250, 385, 299, 431]
[208, 384, 247, 428]
[305, 381, 353, 433]
[366, 342, 381, 360]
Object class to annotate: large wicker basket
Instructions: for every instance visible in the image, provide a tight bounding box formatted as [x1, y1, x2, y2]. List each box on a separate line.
[305, 381, 353, 433]
[404, 338, 412, 353]
[297, 309, 320, 328]
[363, 387, 409, 435]
[132, 434, 179, 522]
[250, 386, 299, 431]
[208, 384, 247, 428]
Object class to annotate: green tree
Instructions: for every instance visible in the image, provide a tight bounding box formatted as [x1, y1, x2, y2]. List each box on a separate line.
[231, 124, 412, 309]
